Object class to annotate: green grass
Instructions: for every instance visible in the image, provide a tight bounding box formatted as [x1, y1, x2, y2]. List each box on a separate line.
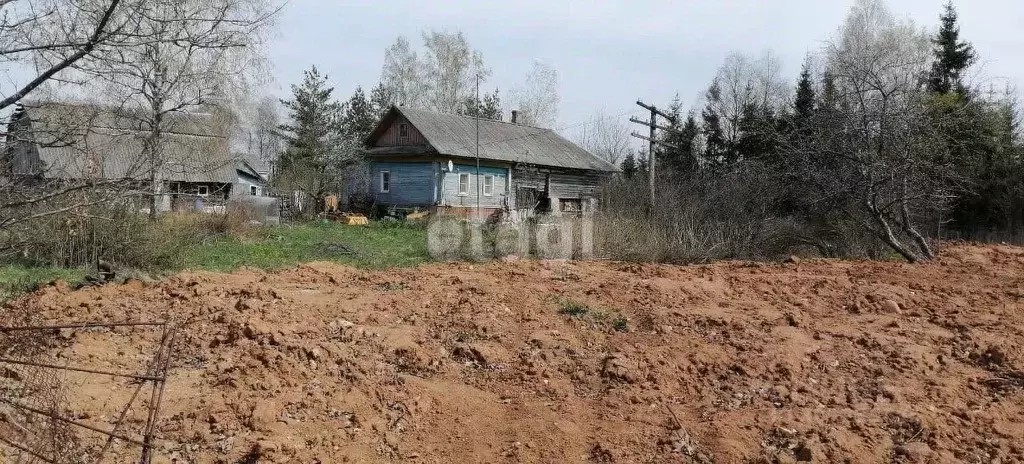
[0, 265, 86, 303]
[183, 221, 431, 271]
[0, 221, 430, 301]
[557, 299, 591, 317]
[551, 295, 629, 333]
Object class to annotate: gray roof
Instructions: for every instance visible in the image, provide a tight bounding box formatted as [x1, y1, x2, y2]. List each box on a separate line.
[12, 101, 237, 183]
[369, 106, 619, 172]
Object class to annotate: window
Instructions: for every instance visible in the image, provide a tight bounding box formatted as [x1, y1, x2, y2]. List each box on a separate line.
[458, 173, 470, 195]
[483, 175, 494, 196]
[380, 171, 390, 193]
[560, 198, 583, 213]
[399, 123, 409, 138]
[197, 185, 209, 197]
[250, 185, 258, 196]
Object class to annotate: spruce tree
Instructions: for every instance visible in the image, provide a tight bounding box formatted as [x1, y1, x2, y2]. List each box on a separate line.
[620, 152, 637, 179]
[794, 62, 816, 122]
[701, 83, 727, 169]
[927, 1, 976, 96]
[657, 96, 699, 176]
[736, 103, 778, 163]
[820, 71, 837, 111]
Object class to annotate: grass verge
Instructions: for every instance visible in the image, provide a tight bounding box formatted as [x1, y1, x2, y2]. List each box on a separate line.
[183, 221, 431, 271]
[0, 266, 86, 304]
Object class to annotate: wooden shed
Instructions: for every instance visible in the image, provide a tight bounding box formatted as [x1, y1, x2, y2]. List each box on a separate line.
[363, 106, 619, 218]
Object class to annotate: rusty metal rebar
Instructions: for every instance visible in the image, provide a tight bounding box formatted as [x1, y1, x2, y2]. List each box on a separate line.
[140, 325, 176, 464]
[1, 398, 147, 447]
[0, 434, 59, 464]
[0, 357, 164, 381]
[0, 322, 166, 332]
[93, 327, 171, 464]
[0, 320, 176, 463]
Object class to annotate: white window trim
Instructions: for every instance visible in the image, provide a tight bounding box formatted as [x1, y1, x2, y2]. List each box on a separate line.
[457, 173, 470, 196]
[250, 185, 258, 196]
[380, 170, 391, 193]
[197, 185, 209, 197]
[483, 175, 494, 196]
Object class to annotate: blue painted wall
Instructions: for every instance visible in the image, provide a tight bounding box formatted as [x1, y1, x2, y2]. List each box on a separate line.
[370, 161, 436, 207]
[441, 164, 508, 208]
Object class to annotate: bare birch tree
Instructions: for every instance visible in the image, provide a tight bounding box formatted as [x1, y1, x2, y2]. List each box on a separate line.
[788, 0, 953, 262]
[83, 0, 276, 218]
[420, 30, 489, 114]
[571, 110, 631, 165]
[509, 60, 560, 128]
[245, 94, 282, 177]
[0, 0, 153, 243]
[380, 36, 422, 108]
[0, 0, 138, 113]
[702, 51, 788, 146]
[378, 30, 490, 114]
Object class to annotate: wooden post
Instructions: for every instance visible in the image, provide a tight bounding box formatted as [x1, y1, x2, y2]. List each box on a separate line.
[648, 106, 657, 202]
[630, 100, 679, 207]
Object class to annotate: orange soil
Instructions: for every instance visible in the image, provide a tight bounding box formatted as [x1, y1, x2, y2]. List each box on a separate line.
[4, 243, 1024, 463]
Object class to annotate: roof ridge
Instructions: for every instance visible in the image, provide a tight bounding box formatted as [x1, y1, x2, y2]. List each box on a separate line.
[396, 105, 553, 131]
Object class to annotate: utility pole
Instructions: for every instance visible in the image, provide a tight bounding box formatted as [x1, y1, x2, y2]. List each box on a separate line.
[630, 100, 678, 203]
[475, 73, 481, 222]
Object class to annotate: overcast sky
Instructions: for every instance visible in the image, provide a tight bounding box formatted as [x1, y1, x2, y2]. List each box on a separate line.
[267, 0, 1021, 131]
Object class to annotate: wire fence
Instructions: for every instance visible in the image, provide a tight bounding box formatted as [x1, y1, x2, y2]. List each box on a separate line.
[0, 318, 177, 464]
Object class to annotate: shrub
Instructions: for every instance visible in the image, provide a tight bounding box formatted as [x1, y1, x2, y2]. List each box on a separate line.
[1, 202, 254, 271]
[558, 299, 590, 317]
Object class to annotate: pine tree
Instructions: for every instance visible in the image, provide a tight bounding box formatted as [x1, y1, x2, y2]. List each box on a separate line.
[369, 81, 395, 119]
[277, 66, 346, 207]
[459, 89, 502, 120]
[278, 67, 343, 170]
[927, 1, 976, 96]
[342, 86, 378, 143]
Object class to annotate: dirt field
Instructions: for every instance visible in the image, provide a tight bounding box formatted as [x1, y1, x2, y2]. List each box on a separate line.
[4, 243, 1024, 463]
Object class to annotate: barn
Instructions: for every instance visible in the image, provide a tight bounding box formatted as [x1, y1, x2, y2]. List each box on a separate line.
[5, 101, 269, 214]
[363, 106, 619, 219]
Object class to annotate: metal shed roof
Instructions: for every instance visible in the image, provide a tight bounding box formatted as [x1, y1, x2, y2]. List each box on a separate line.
[13, 101, 237, 183]
[368, 106, 619, 172]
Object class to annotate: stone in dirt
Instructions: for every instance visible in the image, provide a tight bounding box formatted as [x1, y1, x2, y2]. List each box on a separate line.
[250, 401, 280, 431]
[880, 300, 902, 314]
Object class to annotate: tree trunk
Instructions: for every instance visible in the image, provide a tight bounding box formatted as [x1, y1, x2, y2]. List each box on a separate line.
[147, 99, 165, 221]
[867, 199, 922, 263]
[898, 177, 935, 260]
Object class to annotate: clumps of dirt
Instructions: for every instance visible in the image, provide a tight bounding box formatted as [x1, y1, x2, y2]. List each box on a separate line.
[3, 243, 1024, 462]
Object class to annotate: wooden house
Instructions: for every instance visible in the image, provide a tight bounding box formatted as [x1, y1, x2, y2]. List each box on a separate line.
[363, 106, 618, 218]
[5, 101, 267, 213]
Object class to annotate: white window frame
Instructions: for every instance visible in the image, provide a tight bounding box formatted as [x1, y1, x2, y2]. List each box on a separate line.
[458, 173, 470, 195]
[250, 185, 258, 196]
[483, 175, 494, 196]
[197, 185, 209, 197]
[380, 170, 391, 193]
